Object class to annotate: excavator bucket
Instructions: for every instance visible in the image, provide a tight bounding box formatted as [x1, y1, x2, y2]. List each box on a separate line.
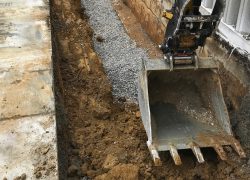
[138, 59, 246, 165]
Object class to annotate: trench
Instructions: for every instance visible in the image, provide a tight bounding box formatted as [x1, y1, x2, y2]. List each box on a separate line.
[51, 0, 250, 179]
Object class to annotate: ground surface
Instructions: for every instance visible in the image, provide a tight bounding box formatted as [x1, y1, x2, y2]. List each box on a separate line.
[51, 0, 250, 179]
[0, 0, 57, 179]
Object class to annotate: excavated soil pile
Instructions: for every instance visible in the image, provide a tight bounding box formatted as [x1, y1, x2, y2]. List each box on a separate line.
[51, 0, 250, 179]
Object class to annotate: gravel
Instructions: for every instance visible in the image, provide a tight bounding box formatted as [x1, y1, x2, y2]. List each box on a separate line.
[81, 0, 152, 102]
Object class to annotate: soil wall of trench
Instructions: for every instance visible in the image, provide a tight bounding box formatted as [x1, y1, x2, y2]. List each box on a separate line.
[50, 0, 250, 179]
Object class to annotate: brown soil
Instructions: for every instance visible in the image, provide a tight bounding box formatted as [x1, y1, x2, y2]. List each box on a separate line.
[51, 0, 250, 179]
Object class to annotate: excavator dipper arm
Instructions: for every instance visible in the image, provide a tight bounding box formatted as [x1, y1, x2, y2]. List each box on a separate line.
[160, 0, 223, 69]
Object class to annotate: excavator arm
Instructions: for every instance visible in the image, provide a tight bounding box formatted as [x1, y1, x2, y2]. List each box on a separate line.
[160, 0, 223, 70]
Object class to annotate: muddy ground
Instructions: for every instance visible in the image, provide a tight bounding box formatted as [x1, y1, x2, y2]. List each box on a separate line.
[51, 0, 250, 179]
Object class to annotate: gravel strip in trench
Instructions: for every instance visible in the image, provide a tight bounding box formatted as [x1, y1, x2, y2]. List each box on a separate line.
[81, 0, 154, 102]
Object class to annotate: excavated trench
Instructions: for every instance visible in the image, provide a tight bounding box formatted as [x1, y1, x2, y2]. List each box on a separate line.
[51, 0, 250, 179]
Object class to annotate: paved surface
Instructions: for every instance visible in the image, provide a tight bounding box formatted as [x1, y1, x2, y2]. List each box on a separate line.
[0, 0, 58, 179]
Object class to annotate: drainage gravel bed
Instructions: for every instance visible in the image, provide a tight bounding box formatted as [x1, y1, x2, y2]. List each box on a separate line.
[81, 0, 156, 102]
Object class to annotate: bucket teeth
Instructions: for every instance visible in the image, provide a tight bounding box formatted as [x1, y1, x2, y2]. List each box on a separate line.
[214, 145, 227, 160]
[147, 141, 162, 166]
[232, 140, 246, 158]
[169, 145, 182, 165]
[190, 143, 205, 163]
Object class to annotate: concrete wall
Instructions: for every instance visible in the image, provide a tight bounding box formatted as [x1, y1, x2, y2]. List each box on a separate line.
[217, 0, 250, 53]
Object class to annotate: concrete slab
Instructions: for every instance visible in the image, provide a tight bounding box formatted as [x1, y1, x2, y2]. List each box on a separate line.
[0, 19, 50, 49]
[0, 0, 47, 7]
[0, 115, 57, 179]
[0, 0, 58, 178]
[0, 47, 51, 72]
[0, 7, 49, 21]
[0, 69, 54, 120]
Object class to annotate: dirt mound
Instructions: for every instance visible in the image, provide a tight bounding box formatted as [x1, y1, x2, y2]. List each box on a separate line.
[51, 0, 250, 179]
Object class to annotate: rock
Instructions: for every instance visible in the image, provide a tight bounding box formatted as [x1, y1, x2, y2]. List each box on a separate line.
[135, 111, 141, 119]
[41, 145, 50, 155]
[118, 97, 126, 102]
[13, 173, 27, 180]
[67, 164, 79, 177]
[95, 164, 139, 180]
[96, 35, 105, 42]
[35, 171, 42, 179]
[103, 154, 119, 169]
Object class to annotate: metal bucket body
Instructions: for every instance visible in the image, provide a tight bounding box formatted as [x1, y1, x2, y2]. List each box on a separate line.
[138, 59, 245, 165]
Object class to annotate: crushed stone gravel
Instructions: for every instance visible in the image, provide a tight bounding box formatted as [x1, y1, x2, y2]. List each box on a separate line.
[81, 0, 156, 102]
